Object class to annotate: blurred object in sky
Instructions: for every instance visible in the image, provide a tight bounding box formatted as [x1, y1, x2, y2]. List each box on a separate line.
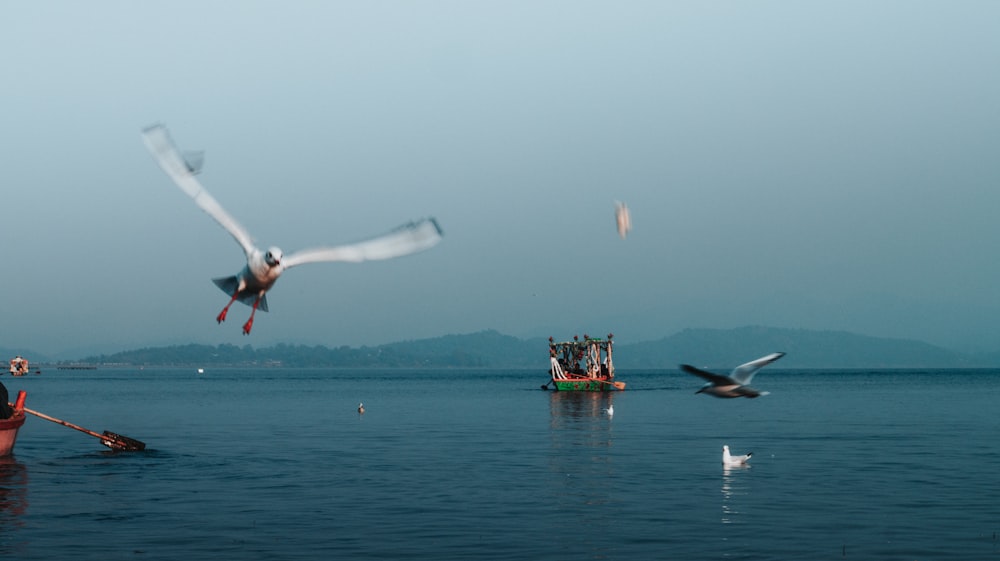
[615, 201, 631, 239]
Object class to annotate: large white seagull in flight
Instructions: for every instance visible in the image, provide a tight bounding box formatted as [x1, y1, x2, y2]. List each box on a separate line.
[141, 124, 443, 334]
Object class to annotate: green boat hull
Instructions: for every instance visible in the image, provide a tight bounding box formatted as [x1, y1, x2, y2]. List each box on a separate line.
[552, 379, 622, 391]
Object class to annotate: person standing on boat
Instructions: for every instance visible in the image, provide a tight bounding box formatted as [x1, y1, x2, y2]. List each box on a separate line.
[0, 381, 13, 419]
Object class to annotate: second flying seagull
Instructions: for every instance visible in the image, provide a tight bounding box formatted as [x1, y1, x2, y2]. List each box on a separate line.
[680, 352, 785, 398]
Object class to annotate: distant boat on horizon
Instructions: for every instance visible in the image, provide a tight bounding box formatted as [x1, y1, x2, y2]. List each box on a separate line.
[8, 356, 30, 376]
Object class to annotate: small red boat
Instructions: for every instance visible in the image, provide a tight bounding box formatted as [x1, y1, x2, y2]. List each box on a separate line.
[0, 391, 27, 457]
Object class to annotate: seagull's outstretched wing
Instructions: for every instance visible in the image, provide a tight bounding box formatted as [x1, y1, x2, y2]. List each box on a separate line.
[680, 364, 734, 386]
[141, 124, 256, 259]
[282, 218, 443, 269]
[730, 352, 785, 385]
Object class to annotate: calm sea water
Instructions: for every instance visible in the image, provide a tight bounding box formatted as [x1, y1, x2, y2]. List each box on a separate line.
[0, 367, 998, 560]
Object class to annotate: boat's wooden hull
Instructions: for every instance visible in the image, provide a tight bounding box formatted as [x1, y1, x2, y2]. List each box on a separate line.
[0, 413, 25, 457]
[552, 377, 625, 391]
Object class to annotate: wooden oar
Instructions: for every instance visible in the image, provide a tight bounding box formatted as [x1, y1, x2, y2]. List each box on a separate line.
[591, 379, 626, 390]
[16, 405, 146, 451]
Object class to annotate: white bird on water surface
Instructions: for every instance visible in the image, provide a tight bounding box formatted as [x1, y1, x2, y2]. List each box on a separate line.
[604, 404, 614, 417]
[141, 124, 444, 335]
[680, 352, 785, 398]
[722, 445, 752, 467]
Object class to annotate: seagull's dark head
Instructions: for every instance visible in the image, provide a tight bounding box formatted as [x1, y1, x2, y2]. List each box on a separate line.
[265, 247, 283, 267]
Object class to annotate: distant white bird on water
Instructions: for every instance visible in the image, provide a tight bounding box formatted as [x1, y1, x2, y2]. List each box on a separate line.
[141, 124, 444, 335]
[680, 352, 785, 398]
[722, 445, 752, 467]
[604, 404, 614, 417]
[614, 201, 631, 239]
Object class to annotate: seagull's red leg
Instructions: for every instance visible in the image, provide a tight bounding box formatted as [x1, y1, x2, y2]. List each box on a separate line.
[243, 295, 262, 335]
[217, 291, 240, 324]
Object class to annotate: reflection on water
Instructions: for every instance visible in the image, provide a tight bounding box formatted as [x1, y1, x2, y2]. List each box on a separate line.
[548, 390, 617, 425]
[548, 391, 617, 478]
[721, 465, 750, 524]
[547, 391, 617, 557]
[0, 456, 28, 525]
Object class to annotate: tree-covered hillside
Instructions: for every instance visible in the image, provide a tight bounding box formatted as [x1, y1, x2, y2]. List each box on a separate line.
[55, 326, 997, 369]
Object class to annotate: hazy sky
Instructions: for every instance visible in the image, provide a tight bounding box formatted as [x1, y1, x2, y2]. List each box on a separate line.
[3, 2, 998, 357]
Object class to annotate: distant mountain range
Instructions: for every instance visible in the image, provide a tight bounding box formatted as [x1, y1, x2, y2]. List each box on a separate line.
[6, 326, 999, 369]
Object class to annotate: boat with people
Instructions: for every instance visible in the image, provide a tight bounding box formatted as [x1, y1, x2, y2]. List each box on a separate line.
[545, 333, 625, 391]
[0, 390, 27, 456]
[8, 356, 29, 376]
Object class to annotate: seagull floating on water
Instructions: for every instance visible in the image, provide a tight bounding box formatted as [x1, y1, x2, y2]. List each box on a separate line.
[722, 445, 752, 467]
[141, 124, 443, 334]
[604, 404, 614, 417]
[680, 352, 785, 398]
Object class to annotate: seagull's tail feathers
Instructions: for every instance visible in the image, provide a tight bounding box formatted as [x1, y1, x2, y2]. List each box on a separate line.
[212, 276, 269, 312]
[213, 275, 239, 296]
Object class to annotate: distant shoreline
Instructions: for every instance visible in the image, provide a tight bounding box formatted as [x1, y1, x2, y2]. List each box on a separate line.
[11, 326, 1000, 369]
